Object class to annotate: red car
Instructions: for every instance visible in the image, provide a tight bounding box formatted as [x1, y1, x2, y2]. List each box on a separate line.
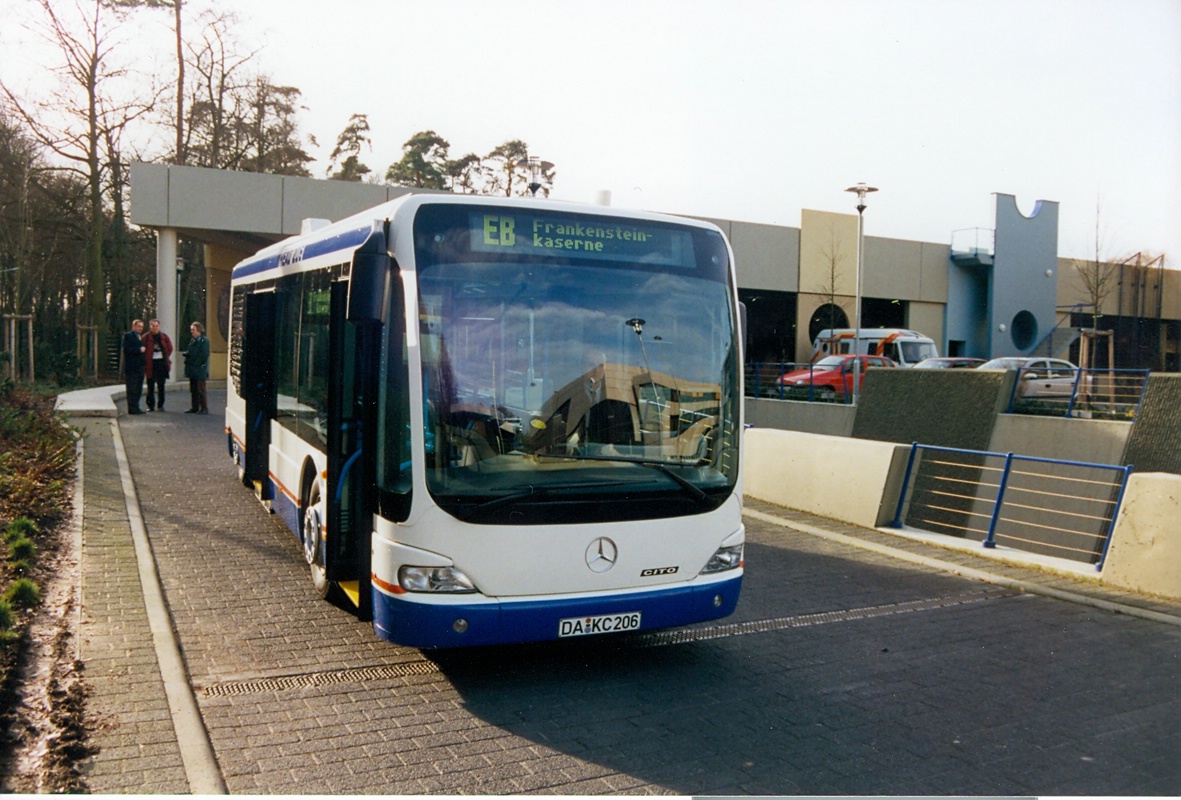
[776, 354, 895, 400]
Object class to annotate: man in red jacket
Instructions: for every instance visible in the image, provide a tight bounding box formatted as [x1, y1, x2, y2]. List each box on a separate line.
[142, 318, 174, 412]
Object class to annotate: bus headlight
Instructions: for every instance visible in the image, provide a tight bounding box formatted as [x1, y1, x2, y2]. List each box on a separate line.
[398, 565, 478, 593]
[701, 544, 743, 574]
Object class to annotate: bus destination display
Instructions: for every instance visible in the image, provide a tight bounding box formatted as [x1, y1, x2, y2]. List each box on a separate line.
[470, 211, 695, 267]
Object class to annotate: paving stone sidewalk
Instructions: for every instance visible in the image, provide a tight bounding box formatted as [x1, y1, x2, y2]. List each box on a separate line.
[63, 389, 1181, 793]
[74, 417, 189, 794]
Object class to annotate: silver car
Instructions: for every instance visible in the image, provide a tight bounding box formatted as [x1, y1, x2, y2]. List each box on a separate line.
[978, 357, 1089, 398]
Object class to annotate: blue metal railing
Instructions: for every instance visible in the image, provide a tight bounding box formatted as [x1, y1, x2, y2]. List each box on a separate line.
[744, 361, 883, 404]
[891, 443, 1133, 570]
[745, 361, 850, 403]
[1004, 366, 1150, 420]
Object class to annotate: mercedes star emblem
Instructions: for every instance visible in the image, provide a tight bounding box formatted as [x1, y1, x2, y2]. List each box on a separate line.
[585, 537, 618, 573]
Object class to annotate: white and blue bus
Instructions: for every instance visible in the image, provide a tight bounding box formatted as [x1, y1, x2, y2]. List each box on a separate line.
[226, 194, 744, 648]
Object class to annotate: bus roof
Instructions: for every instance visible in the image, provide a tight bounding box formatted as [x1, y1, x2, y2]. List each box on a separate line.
[230, 194, 729, 283]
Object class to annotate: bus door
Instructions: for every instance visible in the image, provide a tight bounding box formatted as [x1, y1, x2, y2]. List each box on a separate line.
[241, 291, 276, 500]
[326, 280, 382, 620]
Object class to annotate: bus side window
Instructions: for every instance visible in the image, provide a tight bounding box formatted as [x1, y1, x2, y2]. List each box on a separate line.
[274, 281, 300, 427]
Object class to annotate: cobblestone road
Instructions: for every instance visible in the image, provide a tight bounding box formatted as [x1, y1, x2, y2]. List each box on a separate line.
[75, 390, 1181, 794]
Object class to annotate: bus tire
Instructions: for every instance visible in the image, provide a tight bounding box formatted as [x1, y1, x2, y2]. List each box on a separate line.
[301, 480, 332, 600]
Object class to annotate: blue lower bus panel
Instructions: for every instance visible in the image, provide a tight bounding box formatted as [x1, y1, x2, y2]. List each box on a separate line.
[372, 576, 742, 649]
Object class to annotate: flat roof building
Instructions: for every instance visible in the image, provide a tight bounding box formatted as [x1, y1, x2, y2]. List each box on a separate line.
[129, 162, 1179, 379]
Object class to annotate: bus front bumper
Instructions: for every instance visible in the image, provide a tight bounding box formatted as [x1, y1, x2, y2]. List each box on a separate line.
[372, 574, 742, 649]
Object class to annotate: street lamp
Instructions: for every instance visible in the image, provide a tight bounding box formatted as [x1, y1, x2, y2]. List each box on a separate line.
[844, 183, 878, 405]
[516, 156, 554, 197]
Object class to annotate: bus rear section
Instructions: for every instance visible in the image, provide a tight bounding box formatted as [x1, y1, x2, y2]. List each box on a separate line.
[228, 195, 745, 648]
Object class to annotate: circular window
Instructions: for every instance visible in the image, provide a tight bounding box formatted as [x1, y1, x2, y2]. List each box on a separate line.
[1011, 310, 1038, 350]
[809, 303, 849, 343]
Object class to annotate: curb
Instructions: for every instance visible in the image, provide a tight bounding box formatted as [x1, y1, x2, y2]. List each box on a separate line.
[744, 507, 1181, 628]
[108, 421, 227, 794]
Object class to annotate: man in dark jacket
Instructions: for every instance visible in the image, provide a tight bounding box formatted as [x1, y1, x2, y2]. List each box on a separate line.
[142, 319, 174, 411]
[121, 319, 146, 415]
[184, 321, 210, 414]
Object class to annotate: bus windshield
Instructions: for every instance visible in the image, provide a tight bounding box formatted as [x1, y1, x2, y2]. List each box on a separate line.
[408, 203, 740, 524]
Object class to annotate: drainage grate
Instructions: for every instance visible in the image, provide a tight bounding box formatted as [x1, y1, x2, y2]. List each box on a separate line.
[203, 660, 441, 697]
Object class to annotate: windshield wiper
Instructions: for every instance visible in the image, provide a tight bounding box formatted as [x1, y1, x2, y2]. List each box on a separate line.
[535, 453, 718, 508]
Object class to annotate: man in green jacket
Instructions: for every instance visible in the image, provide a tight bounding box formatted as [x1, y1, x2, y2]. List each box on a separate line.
[184, 321, 210, 414]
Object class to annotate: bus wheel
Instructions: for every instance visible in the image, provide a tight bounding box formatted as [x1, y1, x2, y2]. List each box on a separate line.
[301, 482, 332, 599]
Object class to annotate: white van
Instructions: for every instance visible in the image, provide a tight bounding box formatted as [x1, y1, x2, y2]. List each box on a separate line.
[812, 328, 939, 368]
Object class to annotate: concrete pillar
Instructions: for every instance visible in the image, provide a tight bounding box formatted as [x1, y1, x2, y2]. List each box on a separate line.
[155, 227, 179, 344]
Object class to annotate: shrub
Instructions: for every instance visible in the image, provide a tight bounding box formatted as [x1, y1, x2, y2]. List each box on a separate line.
[3, 517, 39, 542]
[2, 578, 41, 609]
[0, 597, 12, 630]
[0, 384, 76, 526]
[7, 536, 36, 562]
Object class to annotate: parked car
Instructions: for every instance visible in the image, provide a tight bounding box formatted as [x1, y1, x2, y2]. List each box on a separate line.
[914, 357, 985, 369]
[978, 356, 1091, 398]
[777, 354, 895, 399]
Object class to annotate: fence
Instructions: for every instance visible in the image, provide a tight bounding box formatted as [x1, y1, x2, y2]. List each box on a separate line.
[891, 444, 1133, 570]
[1006, 363, 1143, 420]
[744, 361, 860, 403]
[746, 361, 1151, 419]
[1006, 366, 1150, 420]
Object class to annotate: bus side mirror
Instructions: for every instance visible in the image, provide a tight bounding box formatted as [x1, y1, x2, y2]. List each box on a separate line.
[348, 231, 390, 323]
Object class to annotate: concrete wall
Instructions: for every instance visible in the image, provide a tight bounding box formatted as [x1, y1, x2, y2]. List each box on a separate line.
[743, 426, 1180, 599]
[130, 162, 416, 238]
[1102, 472, 1181, 600]
[729, 220, 802, 292]
[745, 398, 855, 437]
[1121, 374, 1181, 474]
[795, 210, 856, 361]
[743, 428, 910, 529]
[851, 368, 1009, 450]
[989, 414, 1131, 465]
[947, 261, 990, 356]
[989, 194, 1060, 358]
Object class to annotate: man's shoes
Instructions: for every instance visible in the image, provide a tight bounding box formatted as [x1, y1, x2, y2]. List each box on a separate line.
[184, 409, 197, 414]
[198, 409, 209, 415]
[128, 409, 144, 415]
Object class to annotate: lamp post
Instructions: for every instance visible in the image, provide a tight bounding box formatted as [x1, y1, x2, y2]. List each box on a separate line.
[516, 156, 554, 197]
[844, 183, 877, 405]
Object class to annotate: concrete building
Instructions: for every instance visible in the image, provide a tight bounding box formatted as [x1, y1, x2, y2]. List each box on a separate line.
[128, 163, 1179, 379]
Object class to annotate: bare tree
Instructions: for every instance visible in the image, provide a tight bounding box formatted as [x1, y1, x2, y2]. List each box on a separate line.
[814, 225, 851, 335]
[238, 78, 312, 176]
[1071, 202, 1121, 367]
[1, 0, 158, 336]
[107, 0, 185, 164]
[182, 9, 260, 170]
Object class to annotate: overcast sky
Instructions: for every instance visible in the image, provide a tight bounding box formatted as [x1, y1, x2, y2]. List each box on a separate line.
[3, 0, 1179, 264]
